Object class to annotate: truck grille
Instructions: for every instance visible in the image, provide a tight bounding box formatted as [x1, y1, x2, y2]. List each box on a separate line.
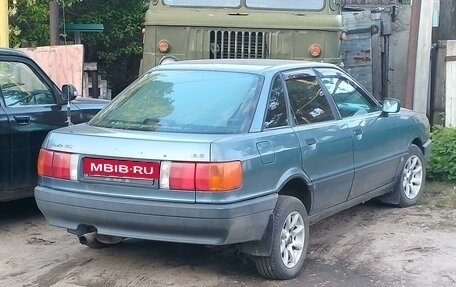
[209, 31, 269, 59]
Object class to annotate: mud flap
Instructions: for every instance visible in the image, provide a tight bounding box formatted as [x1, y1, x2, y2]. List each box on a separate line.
[240, 214, 274, 256]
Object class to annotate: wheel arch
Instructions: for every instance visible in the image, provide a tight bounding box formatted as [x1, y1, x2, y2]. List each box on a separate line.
[274, 167, 313, 214]
[240, 169, 313, 257]
[277, 177, 312, 215]
[411, 137, 424, 154]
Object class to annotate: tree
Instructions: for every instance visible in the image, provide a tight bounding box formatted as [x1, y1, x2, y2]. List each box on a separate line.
[65, 0, 148, 96]
[8, 0, 147, 97]
[8, 0, 79, 48]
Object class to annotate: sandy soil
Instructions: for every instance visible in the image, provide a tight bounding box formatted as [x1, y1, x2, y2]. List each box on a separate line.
[0, 196, 455, 287]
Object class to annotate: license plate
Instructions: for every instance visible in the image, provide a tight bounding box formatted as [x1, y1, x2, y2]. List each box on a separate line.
[83, 157, 159, 180]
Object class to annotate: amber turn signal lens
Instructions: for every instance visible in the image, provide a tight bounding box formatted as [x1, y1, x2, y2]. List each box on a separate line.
[37, 148, 54, 177]
[196, 161, 242, 191]
[157, 40, 170, 53]
[309, 43, 322, 57]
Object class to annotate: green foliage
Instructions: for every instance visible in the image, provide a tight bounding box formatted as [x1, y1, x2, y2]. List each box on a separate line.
[65, 0, 148, 95]
[427, 125, 456, 182]
[8, 0, 147, 96]
[8, 0, 80, 48]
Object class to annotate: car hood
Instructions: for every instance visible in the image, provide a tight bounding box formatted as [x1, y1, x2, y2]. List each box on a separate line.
[71, 96, 109, 110]
[43, 123, 231, 162]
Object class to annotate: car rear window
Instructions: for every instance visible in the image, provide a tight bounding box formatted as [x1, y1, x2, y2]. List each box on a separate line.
[89, 70, 263, 134]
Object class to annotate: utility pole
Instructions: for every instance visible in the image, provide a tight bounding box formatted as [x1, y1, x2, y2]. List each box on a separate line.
[49, 1, 59, 45]
[0, 0, 9, 47]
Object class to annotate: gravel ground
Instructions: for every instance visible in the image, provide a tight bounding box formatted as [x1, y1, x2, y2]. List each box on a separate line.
[1, 185, 455, 287]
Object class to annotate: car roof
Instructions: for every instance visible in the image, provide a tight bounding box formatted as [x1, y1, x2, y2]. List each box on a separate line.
[0, 48, 29, 58]
[152, 59, 339, 75]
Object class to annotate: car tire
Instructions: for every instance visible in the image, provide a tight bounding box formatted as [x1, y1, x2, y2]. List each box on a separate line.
[255, 195, 309, 280]
[396, 144, 426, 207]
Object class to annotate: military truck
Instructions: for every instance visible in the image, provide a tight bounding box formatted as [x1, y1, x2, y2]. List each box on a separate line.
[140, 0, 344, 74]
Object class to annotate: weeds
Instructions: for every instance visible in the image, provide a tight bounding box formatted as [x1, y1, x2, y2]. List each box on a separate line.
[424, 181, 456, 209]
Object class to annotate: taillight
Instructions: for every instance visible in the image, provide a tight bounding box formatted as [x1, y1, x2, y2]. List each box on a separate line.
[160, 161, 242, 192]
[196, 162, 242, 191]
[169, 162, 196, 190]
[37, 148, 78, 180]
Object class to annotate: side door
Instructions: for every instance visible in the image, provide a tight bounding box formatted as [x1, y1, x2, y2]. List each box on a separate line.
[0, 104, 9, 195]
[0, 58, 69, 191]
[316, 67, 402, 199]
[283, 69, 354, 213]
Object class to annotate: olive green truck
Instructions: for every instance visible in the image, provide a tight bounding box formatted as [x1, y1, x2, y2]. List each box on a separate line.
[140, 0, 344, 74]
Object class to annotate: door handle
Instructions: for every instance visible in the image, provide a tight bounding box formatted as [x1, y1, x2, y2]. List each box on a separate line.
[305, 138, 317, 145]
[14, 115, 31, 125]
[353, 127, 363, 140]
[353, 128, 363, 136]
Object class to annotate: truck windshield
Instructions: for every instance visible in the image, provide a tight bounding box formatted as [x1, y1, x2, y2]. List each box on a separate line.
[246, 0, 325, 10]
[163, 0, 325, 9]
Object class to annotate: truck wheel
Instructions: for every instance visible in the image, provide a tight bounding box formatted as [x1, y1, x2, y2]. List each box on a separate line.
[255, 195, 309, 280]
[397, 144, 426, 207]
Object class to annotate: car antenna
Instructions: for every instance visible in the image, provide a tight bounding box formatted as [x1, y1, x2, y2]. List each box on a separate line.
[62, 2, 73, 126]
[66, 95, 73, 126]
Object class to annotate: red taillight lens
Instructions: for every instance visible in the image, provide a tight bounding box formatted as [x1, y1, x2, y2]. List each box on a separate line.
[53, 152, 71, 179]
[169, 162, 195, 190]
[37, 148, 73, 180]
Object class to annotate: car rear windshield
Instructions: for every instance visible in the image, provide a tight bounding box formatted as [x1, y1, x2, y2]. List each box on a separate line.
[89, 69, 263, 134]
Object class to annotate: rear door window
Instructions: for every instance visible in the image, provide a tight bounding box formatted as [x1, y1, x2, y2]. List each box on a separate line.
[264, 75, 288, 129]
[284, 70, 335, 125]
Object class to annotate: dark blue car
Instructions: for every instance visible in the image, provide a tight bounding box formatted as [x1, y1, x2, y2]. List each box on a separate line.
[0, 48, 107, 201]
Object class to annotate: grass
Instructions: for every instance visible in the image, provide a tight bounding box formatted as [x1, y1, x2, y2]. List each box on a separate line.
[423, 181, 456, 209]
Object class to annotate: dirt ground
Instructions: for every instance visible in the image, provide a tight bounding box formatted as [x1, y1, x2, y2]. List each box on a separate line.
[1, 182, 455, 287]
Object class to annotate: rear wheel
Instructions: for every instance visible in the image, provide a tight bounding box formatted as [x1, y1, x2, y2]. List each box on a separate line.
[255, 195, 309, 280]
[397, 144, 425, 207]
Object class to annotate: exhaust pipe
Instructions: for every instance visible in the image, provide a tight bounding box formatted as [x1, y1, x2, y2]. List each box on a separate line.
[78, 231, 123, 248]
[78, 231, 98, 246]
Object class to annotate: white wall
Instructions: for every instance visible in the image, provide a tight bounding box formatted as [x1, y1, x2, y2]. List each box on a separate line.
[445, 41, 456, 127]
[412, 0, 434, 114]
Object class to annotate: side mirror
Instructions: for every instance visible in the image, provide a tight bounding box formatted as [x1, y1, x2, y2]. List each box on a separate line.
[61, 84, 77, 102]
[382, 98, 401, 114]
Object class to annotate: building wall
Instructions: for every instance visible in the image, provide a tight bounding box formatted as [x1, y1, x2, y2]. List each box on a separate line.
[388, 6, 411, 103]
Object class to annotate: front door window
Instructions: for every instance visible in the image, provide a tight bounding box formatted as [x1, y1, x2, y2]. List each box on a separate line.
[0, 61, 55, 107]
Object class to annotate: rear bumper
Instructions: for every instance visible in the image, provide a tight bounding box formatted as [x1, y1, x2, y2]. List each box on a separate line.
[35, 186, 277, 245]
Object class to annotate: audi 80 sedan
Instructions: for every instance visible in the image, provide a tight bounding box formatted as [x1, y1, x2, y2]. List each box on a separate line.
[35, 60, 431, 280]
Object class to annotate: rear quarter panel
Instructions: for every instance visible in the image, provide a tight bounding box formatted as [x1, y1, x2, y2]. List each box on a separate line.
[197, 128, 303, 204]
